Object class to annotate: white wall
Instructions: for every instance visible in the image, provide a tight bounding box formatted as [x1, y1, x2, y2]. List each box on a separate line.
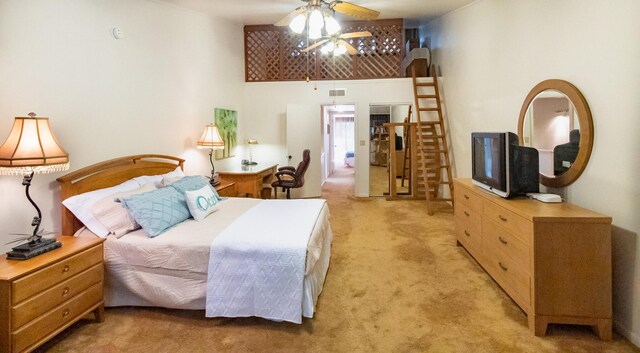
[243, 79, 415, 197]
[0, 0, 244, 253]
[423, 0, 640, 345]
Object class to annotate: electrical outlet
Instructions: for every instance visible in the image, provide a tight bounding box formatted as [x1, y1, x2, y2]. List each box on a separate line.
[359, 140, 366, 146]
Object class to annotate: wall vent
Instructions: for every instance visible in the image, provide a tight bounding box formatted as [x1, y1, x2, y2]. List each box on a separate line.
[329, 89, 347, 97]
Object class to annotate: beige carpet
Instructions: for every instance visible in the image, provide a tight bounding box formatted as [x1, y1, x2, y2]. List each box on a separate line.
[38, 167, 638, 353]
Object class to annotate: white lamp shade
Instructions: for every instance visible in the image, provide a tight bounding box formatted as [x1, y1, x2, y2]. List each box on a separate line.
[247, 139, 259, 145]
[0, 116, 69, 174]
[197, 124, 225, 150]
[324, 15, 341, 35]
[289, 13, 306, 34]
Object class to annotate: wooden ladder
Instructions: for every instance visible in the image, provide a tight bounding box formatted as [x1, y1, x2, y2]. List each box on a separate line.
[412, 65, 454, 215]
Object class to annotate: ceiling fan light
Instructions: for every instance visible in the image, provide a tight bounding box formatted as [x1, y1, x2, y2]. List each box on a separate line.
[334, 44, 347, 55]
[324, 15, 341, 36]
[321, 43, 334, 54]
[309, 26, 322, 40]
[289, 13, 307, 34]
[308, 9, 324, 32]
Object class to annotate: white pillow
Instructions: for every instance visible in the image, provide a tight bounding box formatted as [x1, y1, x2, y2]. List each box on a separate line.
[133, 166, 185, 188]
[91, 183, 157, 238]
[62, 179, 140, 237]
[185, 185, 220, 221]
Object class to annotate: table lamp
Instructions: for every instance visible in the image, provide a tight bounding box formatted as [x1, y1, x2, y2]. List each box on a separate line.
[0, 113, 69, 260]
[246, 139, 258, 166]
[197, 123, 225, 186]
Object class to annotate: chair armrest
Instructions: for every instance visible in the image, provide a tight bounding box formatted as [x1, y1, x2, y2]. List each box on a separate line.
[278, 166, 296, 172]
[274, 170, 295, 181]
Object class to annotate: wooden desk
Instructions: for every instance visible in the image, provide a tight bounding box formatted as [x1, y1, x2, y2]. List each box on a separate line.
[218, 164, 277, 198]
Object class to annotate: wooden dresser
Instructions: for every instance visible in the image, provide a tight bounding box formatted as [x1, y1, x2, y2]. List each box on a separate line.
[453, 178, 612, 339]
[0, 236, 105, 353]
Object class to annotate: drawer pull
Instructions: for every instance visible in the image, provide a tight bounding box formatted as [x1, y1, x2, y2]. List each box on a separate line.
[464, 211, 470, 217]
[464, 194, 470, 200]
[62, 309, 70, 318]
[498, 215, 508, 222]
[464, 230, 470, 237]
[498, 262, 508, 271]
[62, 265, 70, 273]
[498, 236, 508, 245]
[62, 287, 70, 296]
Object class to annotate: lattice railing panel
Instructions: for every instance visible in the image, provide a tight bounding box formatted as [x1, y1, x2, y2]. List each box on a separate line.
[245, 28, 281, 82]
[245, 19, 404, 82]
[282, 31, 317, 81]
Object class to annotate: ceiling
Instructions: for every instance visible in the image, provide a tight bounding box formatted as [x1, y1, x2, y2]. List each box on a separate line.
[158, 0, 477, 26]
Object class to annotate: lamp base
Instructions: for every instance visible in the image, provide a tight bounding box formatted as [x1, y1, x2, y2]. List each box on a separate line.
[209, 173, 221, 187]
[6, 238, 61, 260]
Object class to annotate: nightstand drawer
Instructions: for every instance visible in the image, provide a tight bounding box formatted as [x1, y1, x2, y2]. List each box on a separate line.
[216, 182, 237, 197]
[11, 282, 103, 353]
[12, 264, 103, 329]
[12, 245, 103, 304]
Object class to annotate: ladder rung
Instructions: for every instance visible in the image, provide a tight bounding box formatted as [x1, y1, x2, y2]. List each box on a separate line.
[417, 95, 437, 99]
[415, 82, 435, 87]
[419, 108, 439, 112]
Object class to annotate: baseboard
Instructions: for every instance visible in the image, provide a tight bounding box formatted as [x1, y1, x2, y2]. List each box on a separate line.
[614, 319, 640, 348]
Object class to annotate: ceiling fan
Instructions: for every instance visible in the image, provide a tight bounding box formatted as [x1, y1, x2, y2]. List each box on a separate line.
[275, 0, 380, 39]
[302, 31, 372, 55]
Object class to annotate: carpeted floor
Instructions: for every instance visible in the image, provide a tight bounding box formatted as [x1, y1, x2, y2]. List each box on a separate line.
[38, 167, 638, 353]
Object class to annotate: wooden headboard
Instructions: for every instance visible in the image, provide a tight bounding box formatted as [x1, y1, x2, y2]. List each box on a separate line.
[56, 154, 185, 235]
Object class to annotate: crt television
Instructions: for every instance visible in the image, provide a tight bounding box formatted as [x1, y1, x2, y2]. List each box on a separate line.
[471, 132, 540, 198]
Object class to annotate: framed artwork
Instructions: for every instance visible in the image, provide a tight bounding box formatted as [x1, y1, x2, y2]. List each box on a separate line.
[214, 108, 237, 160]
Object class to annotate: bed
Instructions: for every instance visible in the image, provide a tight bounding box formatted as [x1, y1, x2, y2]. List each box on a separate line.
[57, 155, 332, 324]
[344, 151, 355, 167]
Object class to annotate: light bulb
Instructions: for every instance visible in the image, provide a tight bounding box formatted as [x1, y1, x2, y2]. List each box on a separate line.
[309, 26, 322, 40]
[289, 13, 306, 34]
[334, 44, 347, 55]
[324, 15, 341, 36]
[308, 9, 324, 32]
[321, 43, 334, 54]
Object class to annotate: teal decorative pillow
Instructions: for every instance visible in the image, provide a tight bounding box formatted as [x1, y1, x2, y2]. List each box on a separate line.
[120, 187, 191, 237]
[185, 185, 220, 221]
[170, 176, 221, 201]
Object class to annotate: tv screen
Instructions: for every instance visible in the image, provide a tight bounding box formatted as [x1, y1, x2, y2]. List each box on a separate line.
[472, 133, 507, 192]
[471, 132, 539, 198]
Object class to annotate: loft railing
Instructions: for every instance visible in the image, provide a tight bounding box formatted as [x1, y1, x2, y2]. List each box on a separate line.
[244, 19, 404, 82]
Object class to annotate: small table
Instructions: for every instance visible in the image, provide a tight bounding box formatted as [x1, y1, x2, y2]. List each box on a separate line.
[217, 164, 277, 198]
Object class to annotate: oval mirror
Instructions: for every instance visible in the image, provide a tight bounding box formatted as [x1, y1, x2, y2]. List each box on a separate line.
[517, 79, 593, 188]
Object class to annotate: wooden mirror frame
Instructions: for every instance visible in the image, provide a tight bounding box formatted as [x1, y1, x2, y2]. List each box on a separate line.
[517, 79, 593, 188]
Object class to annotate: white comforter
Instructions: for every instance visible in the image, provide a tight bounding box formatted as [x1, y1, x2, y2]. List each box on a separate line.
[206, 200, 326, 324]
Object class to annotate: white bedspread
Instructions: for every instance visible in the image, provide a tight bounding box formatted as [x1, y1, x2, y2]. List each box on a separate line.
[206, 199, 326, 324]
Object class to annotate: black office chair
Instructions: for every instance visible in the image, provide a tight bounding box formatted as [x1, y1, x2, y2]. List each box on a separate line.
[272, 149, 310, 199]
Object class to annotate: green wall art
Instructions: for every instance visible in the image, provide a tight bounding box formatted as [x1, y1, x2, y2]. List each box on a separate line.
[214, 108, 237, 160]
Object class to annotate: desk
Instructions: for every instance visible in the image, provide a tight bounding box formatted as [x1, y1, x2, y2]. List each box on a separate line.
[218, 164, 277, 198]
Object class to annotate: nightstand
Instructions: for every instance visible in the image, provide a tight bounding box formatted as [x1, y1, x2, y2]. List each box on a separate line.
[0, 236, 105, 353]
[215, 181, 237, 197]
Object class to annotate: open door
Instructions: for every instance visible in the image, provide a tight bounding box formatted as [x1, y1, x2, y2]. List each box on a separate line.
[286, 104, 322, 198]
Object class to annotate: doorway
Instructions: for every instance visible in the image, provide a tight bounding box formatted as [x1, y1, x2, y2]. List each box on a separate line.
[322, 104, 356, 189]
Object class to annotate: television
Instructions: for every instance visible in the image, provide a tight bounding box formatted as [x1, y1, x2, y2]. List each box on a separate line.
[471, 132, 540, 198]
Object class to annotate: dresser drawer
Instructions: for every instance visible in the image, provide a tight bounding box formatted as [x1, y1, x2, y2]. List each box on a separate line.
[483, 241, 531, 308]
[455, 183, 483, 213]
[216, 183, 237, 197]
[12, 245, 103, 304]
[483, 219, 530, 274]
[12, 264, 103, 329]
[12, 282, 103, 353]
[455, 217, 481, 255]
[483, 202, 532, 245]
[455, 201, 482, 230]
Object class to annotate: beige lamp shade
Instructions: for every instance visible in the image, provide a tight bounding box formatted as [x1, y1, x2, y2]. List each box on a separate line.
[0, 114, 69, 175]
[197, 124, 225, 150]
[247, 139, 259, 145]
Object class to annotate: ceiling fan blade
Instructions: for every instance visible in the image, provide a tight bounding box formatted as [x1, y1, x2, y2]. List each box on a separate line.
[330, 1, 380, 20]
[340, 31, 372, 39]
[274, 7, 306, 26]
[339, 40, 359, 55]
[302, 39, 330, 52]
